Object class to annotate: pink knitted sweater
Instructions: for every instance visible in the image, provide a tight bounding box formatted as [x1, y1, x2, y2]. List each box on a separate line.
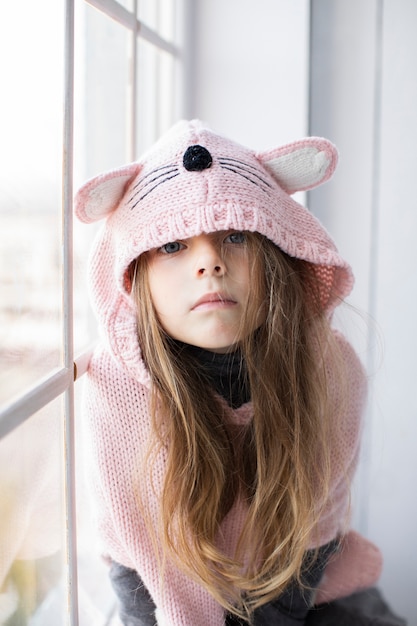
[75, 121, 382, 626]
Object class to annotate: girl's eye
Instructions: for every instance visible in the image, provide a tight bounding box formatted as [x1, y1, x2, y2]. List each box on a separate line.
[225, 232, 246, 244]
[159, 241, 183, 254]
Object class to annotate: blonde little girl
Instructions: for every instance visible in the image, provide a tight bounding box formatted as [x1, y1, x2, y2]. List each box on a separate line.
[75, 120, 382, 625]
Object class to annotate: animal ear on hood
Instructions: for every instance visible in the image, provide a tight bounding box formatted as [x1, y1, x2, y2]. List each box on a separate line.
[74, 162, 142, 223]
[257, 137, 338, 195]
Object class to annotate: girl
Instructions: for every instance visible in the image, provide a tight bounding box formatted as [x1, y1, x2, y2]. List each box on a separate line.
[75, 120, 383, 626]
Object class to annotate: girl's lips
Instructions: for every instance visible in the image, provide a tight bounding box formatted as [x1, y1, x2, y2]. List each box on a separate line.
[191, 293, 237, 311]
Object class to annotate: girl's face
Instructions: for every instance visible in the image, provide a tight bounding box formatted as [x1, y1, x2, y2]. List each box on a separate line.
[145, 231, 261, 353]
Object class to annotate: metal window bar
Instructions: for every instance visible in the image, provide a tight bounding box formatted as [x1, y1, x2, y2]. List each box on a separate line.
[0, 2, 180, 624]
[129, 0, 139, 162]
[63, 1, 79, 620]
[0, 347, 94, 441]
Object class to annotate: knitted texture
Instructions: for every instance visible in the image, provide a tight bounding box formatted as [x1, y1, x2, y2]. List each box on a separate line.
[315, 530, 383, 605]
[82, 332, 378, 626]
[75, 120, 352, 385]
[75, 121, 382, 625]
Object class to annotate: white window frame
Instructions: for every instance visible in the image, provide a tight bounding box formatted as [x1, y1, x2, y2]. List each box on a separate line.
[0, 1, 183, 623]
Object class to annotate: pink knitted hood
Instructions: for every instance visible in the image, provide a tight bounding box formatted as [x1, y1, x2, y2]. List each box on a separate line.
[75, 120, 353, 385]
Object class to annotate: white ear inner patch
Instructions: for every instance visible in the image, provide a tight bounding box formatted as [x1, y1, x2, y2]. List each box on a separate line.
[265, 147, 331, 194]
[85, 173, 134, 220]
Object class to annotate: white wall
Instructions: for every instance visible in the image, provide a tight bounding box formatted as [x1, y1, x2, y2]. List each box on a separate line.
[189, 1, 416, 623]
[309, 1, 417, 623]
[186, 0, 310, 148]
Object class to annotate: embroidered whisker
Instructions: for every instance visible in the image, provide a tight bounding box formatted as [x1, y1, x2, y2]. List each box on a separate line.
[218, 156, 267, 173]
[130, 172, 181, 209]
[219, 158, 273, 189]
[129, 167, 179, 203]
[131, 164, 178, 190]
[219, 165, 271, 193]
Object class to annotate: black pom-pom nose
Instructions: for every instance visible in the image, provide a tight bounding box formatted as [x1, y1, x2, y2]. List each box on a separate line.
[183, 145, 213, 171]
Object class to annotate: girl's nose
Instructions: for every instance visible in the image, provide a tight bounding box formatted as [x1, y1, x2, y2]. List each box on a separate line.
[194, 239, 225, 277]
[197, 263, 224, 277]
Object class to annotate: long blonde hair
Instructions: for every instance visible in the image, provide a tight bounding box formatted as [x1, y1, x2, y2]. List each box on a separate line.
[130, 233, 342, 620]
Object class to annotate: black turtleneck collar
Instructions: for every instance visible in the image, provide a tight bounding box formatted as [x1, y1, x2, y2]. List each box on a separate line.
[172, 341, 250, 409]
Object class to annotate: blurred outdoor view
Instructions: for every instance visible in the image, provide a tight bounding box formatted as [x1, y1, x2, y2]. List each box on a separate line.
[0, 0, 177, 621]
[0, 1, 98, 624]
[0, 1, 64, 407]
[0, 1, 96, 410]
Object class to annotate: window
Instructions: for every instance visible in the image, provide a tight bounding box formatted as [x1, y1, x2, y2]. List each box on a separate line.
[0, 1, 184, 623]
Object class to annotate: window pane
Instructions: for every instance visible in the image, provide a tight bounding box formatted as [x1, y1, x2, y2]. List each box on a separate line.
[137, 0, 176, 45]
[72, 4, 133, 354]
[158, 48, 176, 135]
[74, 382, 118, 624]
[0, 0, 64, 406]
[117, 0, 134, 10]
[137, 0, 159, 31]
[136, 40, 176, 154]
[79, 4, 131, 177]
[0, 399, 65, 624]
[158, 0, 176, 42]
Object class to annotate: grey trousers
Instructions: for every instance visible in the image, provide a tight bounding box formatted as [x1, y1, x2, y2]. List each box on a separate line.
[109, 542, 337, 626]
[109, 564, 407, 626]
